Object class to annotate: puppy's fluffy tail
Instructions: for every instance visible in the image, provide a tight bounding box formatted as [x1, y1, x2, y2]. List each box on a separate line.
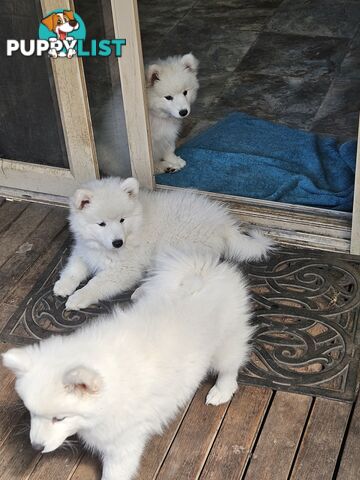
[150, 249, 221, 296]
[225, 227, 274, 262]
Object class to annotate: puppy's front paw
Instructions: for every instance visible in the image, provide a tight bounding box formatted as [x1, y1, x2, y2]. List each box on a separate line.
[65, 289, 96, 310]
[67, 48, 77, 59]
[159, 156, 186, 174]
[206, 384, 236, 406]
[53, 279, 77, 298]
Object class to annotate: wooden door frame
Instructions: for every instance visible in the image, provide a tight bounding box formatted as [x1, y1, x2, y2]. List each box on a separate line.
[110, 0, 154, 189]
[350, 114, 360, 254]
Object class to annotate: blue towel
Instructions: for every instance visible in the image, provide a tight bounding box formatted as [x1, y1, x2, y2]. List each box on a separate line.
[156, 112, 357, 212]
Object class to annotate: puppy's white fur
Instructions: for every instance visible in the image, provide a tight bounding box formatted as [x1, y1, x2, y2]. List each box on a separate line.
[3, 251, 253, 480]
[146, 53, 199, 173]
[53, 177, 273, 310]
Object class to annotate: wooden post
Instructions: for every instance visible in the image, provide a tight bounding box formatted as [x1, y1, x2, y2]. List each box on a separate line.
[110, 0, 154, 189]
[41, 0, 99, 184]
[350, 113, 360, 254]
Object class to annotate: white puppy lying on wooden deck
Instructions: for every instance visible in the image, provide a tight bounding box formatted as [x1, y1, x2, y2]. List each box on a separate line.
[53, 176, 272, 311]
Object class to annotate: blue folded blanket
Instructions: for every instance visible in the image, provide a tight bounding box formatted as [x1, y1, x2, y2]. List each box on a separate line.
[156, 112, 357, 212]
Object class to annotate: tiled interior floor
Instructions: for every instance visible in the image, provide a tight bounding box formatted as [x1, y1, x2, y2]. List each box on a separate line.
[138, 0, 360, 141]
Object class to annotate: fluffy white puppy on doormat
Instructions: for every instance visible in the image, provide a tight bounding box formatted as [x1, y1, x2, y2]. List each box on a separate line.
[3, 250, 253, 480]
[53, 177, 273, 310]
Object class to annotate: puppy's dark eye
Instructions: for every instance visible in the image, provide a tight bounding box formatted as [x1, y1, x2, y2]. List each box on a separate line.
[98, 222, 106, 227]
[164, 95, 173, 101]
[183, 90, 188, 96]
[120, 218, 125, 223]
[52, 417, 65, 423]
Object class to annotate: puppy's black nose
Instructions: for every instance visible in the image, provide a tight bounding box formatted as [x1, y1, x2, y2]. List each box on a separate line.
[112, 239, 123, 249]
[179, 109, 188, 117]
[31, 442, 44, 452]
[69, 20, 78, 27]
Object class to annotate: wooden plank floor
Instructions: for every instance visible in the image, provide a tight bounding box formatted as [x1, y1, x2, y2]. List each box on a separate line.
[0, 199, 359, 480]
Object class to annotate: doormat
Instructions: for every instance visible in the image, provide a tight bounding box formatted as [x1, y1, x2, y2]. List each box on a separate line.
[1, 244, 360, 401]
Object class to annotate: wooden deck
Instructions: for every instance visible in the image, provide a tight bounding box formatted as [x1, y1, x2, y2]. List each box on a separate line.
[0, 199, 359, 480]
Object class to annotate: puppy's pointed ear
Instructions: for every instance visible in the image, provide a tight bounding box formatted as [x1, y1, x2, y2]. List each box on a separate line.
[72, 189, 93, 210]
[63, 366, 102, 395]
[181, 53, 199, 73]
[120, 177, 139, 198]
[2, 348, 31, 377]
[41, 13, 57, 32]
[64, 9, 75, 20]
[146, 64, 160, 86]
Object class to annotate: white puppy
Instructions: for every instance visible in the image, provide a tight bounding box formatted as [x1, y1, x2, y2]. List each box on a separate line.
[53, 177, 273, 311]
[146, 53, 199, 173]
[3, 250, 253, 480]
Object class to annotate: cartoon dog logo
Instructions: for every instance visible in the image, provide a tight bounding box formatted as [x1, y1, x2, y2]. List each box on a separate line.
[41, 10, 79, 58]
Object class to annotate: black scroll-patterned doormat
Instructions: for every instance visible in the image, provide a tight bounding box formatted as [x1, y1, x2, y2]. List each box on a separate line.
[1, 244, 360, 402]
